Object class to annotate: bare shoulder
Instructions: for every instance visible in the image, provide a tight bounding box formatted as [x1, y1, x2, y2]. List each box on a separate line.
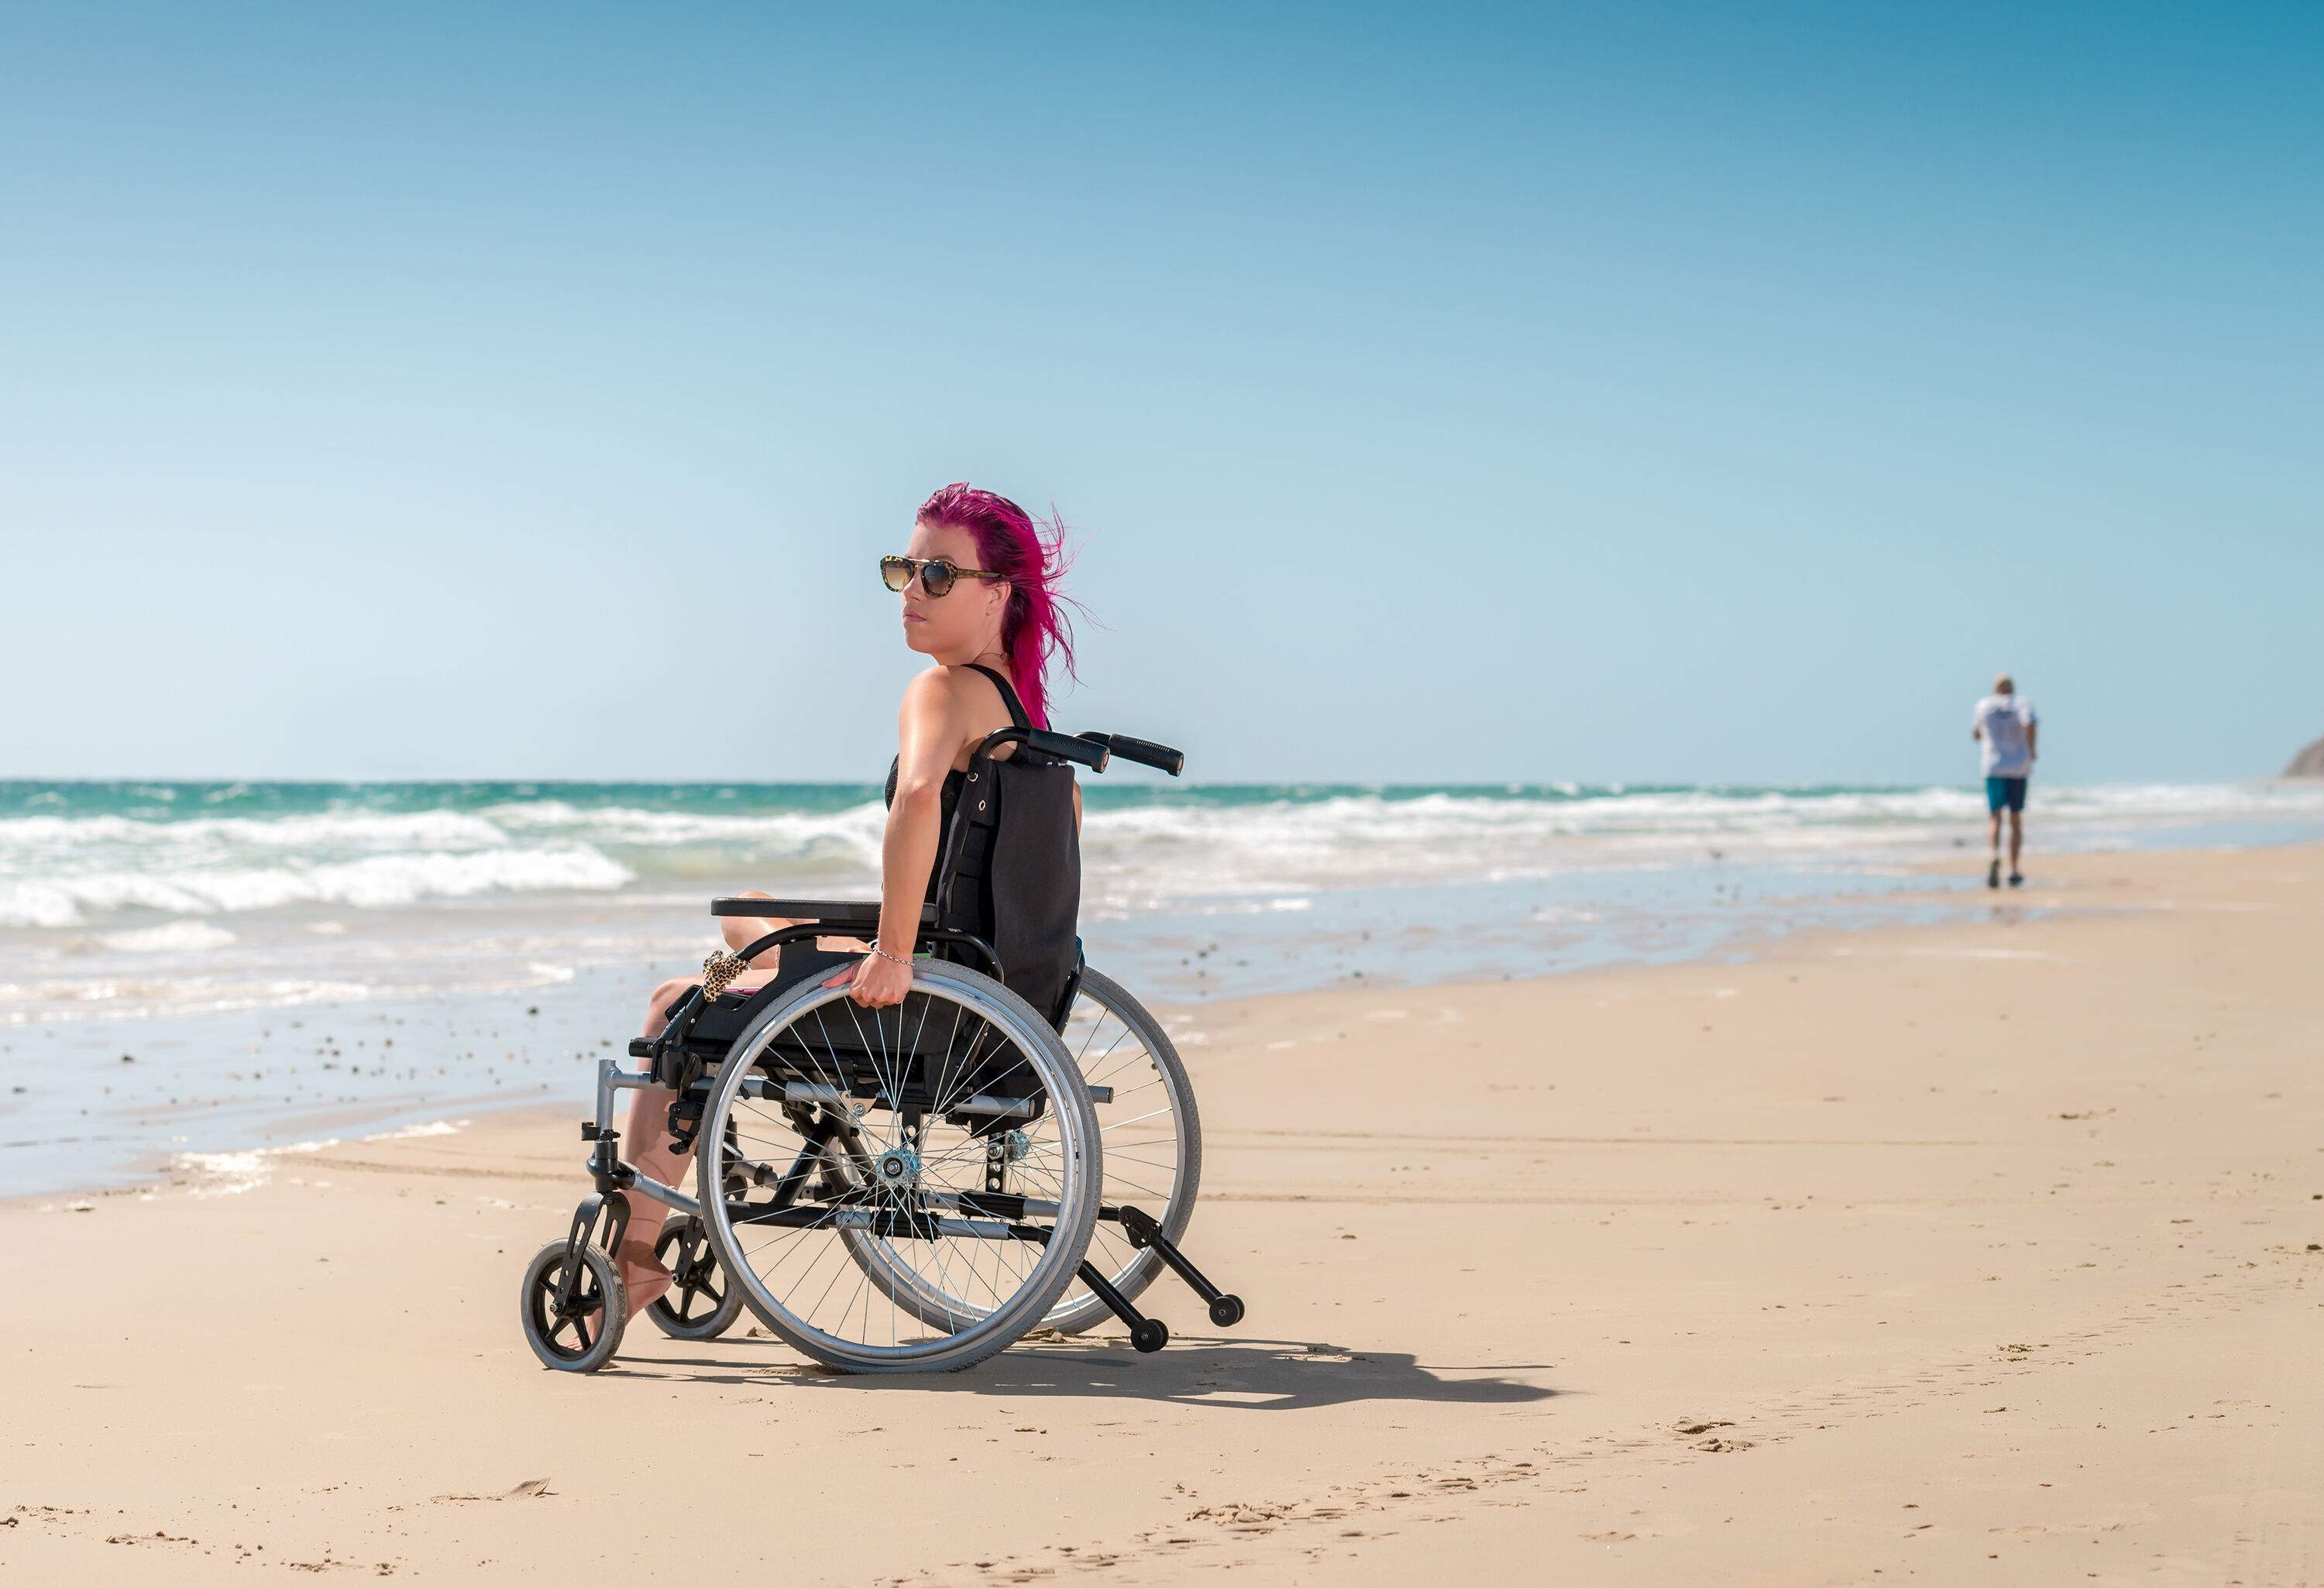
[900, 665, 967, 711]
[920, 662, 1013, 708]
[892, 667, 966, 745]
[892, 665, 957, 702]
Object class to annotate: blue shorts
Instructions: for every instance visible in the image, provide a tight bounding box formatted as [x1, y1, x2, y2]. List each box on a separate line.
[1985, 775, 2028, 814]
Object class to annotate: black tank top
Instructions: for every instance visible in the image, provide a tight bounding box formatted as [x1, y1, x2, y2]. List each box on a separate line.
[882, 663, 1032, 815]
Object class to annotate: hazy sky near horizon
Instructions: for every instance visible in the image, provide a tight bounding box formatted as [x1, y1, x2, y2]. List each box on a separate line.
[4, 3, 2317, 786]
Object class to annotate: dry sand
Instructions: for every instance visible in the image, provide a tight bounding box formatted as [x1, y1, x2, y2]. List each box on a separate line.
[5, 842, 2321, 1585]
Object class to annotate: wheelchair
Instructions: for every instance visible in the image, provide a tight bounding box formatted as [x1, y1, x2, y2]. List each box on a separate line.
[518, 723, 1244, 1374]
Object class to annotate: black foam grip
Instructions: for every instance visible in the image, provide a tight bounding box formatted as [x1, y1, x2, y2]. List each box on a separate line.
[1026, 729, 1109, 771]
[1102, 735, 1184, 776]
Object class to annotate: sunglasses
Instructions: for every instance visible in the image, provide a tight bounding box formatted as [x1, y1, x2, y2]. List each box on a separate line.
[880, 555, 1008, 598]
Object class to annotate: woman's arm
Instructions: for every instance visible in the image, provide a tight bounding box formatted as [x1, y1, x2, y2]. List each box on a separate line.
[828, 669, 967, 1007]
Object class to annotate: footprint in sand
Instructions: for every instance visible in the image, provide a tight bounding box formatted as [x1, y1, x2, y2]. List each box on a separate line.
[431, 1478, 552, 1504]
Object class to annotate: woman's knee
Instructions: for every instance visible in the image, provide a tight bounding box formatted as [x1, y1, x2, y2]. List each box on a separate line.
[723, 909, 799, 961]
[640, 977, 696, 1035]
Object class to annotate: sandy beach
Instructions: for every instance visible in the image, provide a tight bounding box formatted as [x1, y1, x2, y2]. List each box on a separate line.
[5, 840, 2320, 1585]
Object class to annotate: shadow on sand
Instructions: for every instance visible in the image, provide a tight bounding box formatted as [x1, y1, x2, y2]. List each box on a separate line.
[615, 1334, 1558, 1411]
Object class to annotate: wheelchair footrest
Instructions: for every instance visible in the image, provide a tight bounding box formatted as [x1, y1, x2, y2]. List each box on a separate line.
[665, 1094, 705, 1153]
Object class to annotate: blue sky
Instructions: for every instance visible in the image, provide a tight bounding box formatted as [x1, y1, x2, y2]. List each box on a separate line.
[3, 3, 2317, 785]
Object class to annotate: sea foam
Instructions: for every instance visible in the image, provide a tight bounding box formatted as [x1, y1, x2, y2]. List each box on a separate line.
[4, 779, 2320, 930]
[0, 846, 633, 926]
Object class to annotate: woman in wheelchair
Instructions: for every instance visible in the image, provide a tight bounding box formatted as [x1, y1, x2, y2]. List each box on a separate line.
[522, 482, 1228, 1373]
[614, 483, 1081, 1318]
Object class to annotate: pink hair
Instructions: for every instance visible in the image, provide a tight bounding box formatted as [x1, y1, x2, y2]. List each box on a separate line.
[916, 483, 1082, 730]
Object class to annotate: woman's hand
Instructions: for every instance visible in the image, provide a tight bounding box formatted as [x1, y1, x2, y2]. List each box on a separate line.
[823, 950, 914, 1008]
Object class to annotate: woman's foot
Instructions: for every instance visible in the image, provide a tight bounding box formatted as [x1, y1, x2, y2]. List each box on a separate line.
[1986, 858, 2001, 889]
[614, 1239, 673, 1318]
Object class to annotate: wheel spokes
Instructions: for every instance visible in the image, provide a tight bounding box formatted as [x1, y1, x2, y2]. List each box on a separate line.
[703, 975, 1095, 1364]
[540, 1267, 601, 1356]
[1040, 971, 1197, 1331]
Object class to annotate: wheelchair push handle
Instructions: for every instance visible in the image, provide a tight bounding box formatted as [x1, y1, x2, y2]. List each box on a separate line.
[971, 727, 1187, 777]
[1028, 729, 1112, 771]
[974, 725, 1112, 772]
[1074, 732, 1184, 777]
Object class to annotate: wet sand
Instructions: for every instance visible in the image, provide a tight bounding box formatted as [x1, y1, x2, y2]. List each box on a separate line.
[5, 842, 2321, 1584]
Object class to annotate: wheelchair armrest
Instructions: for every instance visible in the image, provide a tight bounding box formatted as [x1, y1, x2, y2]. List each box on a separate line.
[710, 898, 937, 927]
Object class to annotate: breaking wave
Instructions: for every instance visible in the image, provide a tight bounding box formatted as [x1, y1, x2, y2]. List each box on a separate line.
[2, 778, 2320, 927]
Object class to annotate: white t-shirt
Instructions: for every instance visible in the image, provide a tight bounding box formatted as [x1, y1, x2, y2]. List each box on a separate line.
[1972, 694, 2038, 777]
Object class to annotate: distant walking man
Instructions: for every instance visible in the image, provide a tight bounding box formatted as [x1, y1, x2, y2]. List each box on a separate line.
[1972, 673, 2038, 889]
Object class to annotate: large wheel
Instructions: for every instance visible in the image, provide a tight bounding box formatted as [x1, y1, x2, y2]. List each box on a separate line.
[1041, 966, 1202, 1335]
[834, 965, 1201, 1339]
[693, 959, 1102, 1373]
[518, 1239, 627, 1373]
[644, 1216, 744, 1340]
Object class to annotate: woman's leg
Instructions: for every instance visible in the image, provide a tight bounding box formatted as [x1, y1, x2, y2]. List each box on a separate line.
[721, 892, 798, 965]
[614, 937, 792, 1317]
[614, 974, 713, 1318]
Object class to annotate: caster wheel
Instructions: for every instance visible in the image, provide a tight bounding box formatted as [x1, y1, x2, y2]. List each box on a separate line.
[1131, 1318, 1170, 1354]
[520, 1239, 627, 1372]
[646, 1218, 744, 1340]
[1208, 1294, 1245, 1328]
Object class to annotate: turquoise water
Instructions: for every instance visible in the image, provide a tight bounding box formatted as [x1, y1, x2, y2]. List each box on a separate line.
[7, 776, 2321, 937]
[0, 776, 1975, 816]
[12, 776, 2322, 923]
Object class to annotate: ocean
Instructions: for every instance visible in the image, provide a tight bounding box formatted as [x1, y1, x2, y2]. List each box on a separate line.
[3, 777, 2320, 1196]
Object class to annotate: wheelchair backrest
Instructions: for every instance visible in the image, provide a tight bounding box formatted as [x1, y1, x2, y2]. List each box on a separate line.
[932, 749, 1081, 1025]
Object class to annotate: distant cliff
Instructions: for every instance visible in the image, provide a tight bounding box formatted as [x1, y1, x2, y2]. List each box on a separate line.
[2287, 737, 2324, 777]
